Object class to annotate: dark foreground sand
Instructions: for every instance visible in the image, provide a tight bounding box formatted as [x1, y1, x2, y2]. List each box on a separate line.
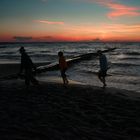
[0, 78, 140, 140]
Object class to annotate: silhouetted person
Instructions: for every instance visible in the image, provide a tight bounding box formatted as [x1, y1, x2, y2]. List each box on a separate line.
[97, 50, 108, 88]
[58, 51, 69, 86]
[19, 47, 38, 87]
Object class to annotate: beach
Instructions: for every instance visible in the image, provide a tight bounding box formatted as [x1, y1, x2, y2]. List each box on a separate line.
[1, 42, 140, 92]
[0, 64, 140, 140]
[1, 0, 140, 138]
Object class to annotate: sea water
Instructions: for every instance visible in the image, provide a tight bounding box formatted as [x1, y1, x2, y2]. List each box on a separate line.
[0, 42, 140, 92]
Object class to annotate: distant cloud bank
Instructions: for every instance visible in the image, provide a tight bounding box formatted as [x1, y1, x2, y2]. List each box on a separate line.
[13, 36, 32, 42]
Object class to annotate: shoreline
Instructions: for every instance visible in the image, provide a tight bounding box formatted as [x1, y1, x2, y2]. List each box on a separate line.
[0, 62, 139, 94]
[1, 77, 140, 99]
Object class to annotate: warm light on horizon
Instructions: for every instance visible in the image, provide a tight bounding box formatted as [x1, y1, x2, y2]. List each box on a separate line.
[1, 23, 140, 42]
[1, 35, 140, 42]
[1, 0, 140, 42]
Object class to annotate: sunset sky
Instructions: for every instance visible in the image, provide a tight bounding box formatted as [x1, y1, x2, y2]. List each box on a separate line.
[0, 0, 140, 42]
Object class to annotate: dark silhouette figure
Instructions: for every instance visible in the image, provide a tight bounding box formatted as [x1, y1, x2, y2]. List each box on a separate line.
[97, 50, 108, 88]
[58, 51, 69, 86]
[19, 47, 38, 87]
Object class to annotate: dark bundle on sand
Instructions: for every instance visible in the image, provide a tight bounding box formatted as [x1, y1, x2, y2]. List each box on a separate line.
[0, 80, 140, 140]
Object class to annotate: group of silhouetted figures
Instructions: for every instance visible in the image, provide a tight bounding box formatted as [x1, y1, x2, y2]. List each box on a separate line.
[18, 46, 108, 89]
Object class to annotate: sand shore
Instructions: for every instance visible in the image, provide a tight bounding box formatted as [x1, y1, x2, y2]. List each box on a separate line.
[0, 63, 140, 139]
[0, 77, 140, 140]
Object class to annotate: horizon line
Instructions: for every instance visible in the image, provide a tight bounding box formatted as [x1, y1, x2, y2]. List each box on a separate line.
[0, 40, 140, 44]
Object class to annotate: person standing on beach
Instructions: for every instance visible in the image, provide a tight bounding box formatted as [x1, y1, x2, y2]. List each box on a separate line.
[97, 50, 108, 88]
[58, 51, 69, 86]
[18, 46, 39, 87]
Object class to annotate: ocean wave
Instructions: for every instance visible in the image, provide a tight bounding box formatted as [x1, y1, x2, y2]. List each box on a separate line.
[125, 52, 140, 55]
[39, 50, 51, 53]
[0, 52, 18, 55]
[0, 54, 19, 58]
[0, 45, 9, 49]
[111, 62, 140, 67]
[120, 57, 140, 60]
[113, 53, 140, 61]
[110, 51, 140, 57]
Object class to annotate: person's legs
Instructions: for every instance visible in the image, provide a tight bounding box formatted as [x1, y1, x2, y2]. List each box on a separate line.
[102, 76, 107, 88]
[61, 70, 64, 83]
[61, 69, 68, 85]
[61, 70, 65, 84]
[98, 71, 103, 82]
[27, 69, 39, 85]
[25, 69, 39, 87]
[102, 71, 107, 88]
[25, 77, 30, 87]
[64, 77, 69, 84]
[64, 69, 68, 84]
[31, 76, 39, 85]
[98, 70, 107, 88]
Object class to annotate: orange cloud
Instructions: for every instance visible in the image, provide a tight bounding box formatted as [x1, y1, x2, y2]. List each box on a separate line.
[101, 23, 140, 32]
[34, 20, 64, 25]
[89, 0, 140, 18]
[107, 3, 140, 18]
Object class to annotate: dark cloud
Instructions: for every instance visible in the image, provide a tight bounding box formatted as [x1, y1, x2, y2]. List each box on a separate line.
[13, 36, 32, 42]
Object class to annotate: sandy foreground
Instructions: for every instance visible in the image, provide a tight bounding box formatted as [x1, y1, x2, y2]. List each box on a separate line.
[0, 63, 140, 140]
[0, 77, 140, 140]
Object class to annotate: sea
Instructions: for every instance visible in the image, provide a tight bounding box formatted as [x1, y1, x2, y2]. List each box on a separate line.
[0, 42, 140, 92]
